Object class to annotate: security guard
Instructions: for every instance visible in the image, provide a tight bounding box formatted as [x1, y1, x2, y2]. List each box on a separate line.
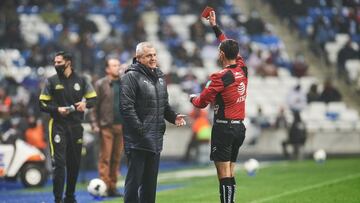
[39, 51, 97, 203]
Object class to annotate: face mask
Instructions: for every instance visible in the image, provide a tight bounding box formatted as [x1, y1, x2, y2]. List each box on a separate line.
[55, 64, 66, 76]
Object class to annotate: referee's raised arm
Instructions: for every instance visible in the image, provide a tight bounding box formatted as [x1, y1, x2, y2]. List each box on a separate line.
[189, 8, 249, 203]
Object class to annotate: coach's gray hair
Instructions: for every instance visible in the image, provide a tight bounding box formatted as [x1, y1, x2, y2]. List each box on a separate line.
[136, 42, 154, 58]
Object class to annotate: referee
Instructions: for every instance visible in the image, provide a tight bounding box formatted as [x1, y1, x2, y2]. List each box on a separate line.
[190, 11, 247, 203]
[39, 51, 97, 203]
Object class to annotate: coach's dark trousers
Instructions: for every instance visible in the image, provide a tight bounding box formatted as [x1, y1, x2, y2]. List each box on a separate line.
[49, 119, 83, 202]
[124, 149, 160, 203]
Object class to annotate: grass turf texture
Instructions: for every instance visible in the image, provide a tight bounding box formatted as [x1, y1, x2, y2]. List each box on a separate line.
[104, 158, 360, 203]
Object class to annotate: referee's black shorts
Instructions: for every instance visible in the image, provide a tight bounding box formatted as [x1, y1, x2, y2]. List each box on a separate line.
[210, 120, 246, 162]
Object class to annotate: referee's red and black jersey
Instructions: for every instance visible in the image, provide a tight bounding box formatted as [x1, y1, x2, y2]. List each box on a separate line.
[191, 32, 248, 121]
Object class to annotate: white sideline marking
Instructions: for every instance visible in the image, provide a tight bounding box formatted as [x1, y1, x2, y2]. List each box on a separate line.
[117, 161, 274, 187]
[158, 161, 274, 182]
[250, 173, 360, 203]
[158, 168, 216, 181]
[117, 167, 216, 186]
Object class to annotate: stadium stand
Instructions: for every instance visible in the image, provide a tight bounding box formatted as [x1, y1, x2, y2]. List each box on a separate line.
[1, 0, 359, 161]
[266, 0, 360, 85]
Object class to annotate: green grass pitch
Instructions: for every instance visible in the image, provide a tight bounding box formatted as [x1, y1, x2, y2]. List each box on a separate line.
[104, 158, 360, 203]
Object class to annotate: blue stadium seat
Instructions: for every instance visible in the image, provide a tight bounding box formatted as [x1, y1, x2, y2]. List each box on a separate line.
[296, 16, 313, 38]
[308, 7, 321, 20]
[352, 34, 360, 43]
[159, 7, 177, 16]
[251, 35, 281, 46]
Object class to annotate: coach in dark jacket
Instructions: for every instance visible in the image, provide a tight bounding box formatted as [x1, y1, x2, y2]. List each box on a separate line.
[120, 42, 186, 203]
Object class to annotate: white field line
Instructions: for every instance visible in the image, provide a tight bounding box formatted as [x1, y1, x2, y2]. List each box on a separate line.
[158, 167, 216, 181]
[117, 167, 216, 187]
[159, 161, 273, 183]
[250, 173, 360, 203]
[117, 161, 274, 187]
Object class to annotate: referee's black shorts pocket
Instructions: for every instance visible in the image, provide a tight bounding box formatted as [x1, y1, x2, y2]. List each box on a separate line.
[211, 124, 235, 161]
[211, 124, 233, 146]
[236, 123, 246, 141]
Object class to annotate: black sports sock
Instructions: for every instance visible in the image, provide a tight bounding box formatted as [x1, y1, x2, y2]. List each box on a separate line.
[219, 177, 233, 203]
[230, 177, 236, 203]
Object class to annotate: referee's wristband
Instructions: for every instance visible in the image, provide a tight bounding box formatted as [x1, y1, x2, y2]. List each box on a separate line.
[189, 95, 196, 103]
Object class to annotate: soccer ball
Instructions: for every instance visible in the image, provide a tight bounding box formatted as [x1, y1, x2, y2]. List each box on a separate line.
[313, 149, 327, 163]
[87, 178, 107, 197]
[244, 158, 259, 176]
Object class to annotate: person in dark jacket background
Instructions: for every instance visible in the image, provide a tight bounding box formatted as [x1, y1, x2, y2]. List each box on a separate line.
[319, 78, 342, 103]
[90, 58, 125, 197]
[120, 42, 186, 203]
[282, 112, 307, 160]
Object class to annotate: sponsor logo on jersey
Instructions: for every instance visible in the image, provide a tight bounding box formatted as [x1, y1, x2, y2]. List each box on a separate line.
[234, 71, 244, 79]
[237, 82, 245, 95]
[54, 134, 61, 143]
[77, 138, 83, 144]
[236, 82, 246, 103]
[55, 84, 64, 89]
[74, 83, 81, 91]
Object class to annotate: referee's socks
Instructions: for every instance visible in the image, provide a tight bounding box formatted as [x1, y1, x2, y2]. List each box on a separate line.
[219, 177, 235, 203]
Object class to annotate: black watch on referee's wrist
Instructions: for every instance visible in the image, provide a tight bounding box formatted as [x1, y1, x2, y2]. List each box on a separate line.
[189, 94, 196, 103]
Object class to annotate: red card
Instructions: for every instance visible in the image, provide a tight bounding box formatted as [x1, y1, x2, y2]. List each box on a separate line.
[201, 6, 214, 18]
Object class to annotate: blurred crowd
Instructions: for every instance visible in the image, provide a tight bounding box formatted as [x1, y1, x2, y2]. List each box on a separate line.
[267, 0, 360, 87]
[0, 0, 350, 162]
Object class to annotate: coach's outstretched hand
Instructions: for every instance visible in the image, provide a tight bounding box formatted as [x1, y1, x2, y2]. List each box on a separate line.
[175, 114, 187, 127]
[208, 11, 217, 26]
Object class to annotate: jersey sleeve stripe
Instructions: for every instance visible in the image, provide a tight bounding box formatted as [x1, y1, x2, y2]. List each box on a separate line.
[48, 118, 54, 157]
[39, 94, 52, 101]
[84, 91, 97, 99]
